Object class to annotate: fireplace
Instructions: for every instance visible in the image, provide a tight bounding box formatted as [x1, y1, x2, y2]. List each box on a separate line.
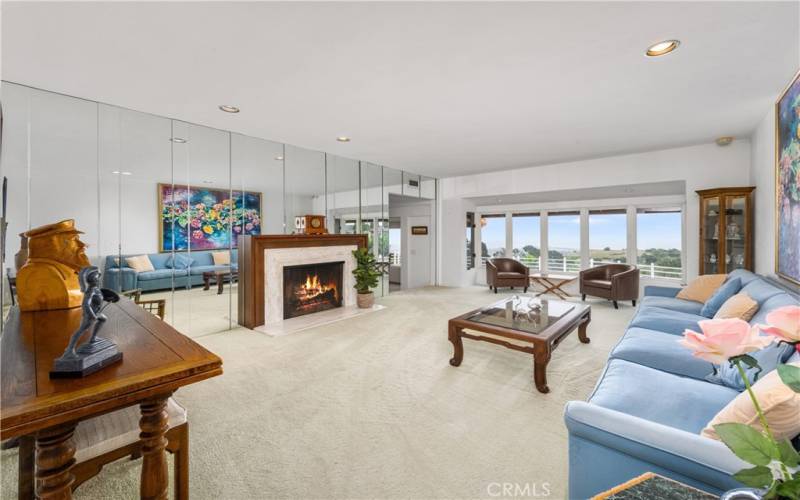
[283, 261, 345, 320]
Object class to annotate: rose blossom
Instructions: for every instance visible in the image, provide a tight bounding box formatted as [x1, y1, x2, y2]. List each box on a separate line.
[678, 318, 774, 364]
[756, 305, 800, 343]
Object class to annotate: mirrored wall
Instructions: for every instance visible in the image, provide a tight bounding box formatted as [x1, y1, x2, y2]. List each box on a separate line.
[0, 81, 436, 336]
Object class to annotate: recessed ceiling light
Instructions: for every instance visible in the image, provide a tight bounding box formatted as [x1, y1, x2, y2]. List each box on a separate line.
[170, 137, 187, 143]
[336, 136, 351, 142]
[275, 156, 284, 161]
[219, 105, 240, 113]
[716, 136, 734, 147]
[646, 40, 680, 57]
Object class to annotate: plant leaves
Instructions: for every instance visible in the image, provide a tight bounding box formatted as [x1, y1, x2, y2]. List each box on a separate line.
[715, 423, 780, 466]
[776, 477, 800, 499]
[778, 439, 800, 467]
[778, 364, 800, 393]
[733, 465, 773, 488]
[734, 354, 762, 371]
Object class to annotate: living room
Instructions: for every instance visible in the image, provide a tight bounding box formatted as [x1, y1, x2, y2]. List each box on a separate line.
[1, 2, 799, 499]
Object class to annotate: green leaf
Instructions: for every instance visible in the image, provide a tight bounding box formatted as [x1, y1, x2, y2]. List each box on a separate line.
[778, 364, 800, 393]
[715, 423, 780, 466]
[778, 439, 800, 467]
[734, 354, 762, 371]
[776, 477, 800, 499]
[733, 465, 773, 488]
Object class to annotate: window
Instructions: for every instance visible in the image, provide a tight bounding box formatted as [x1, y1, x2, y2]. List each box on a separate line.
[547, 211, 580, 272]
[589, 209, 627, 265]
[637, 207, 683, 279]
[388, 226, 401, 265]
[466, 212, 475, 270]
[480, 214, 506, 264]
[512, 213, 541, 270]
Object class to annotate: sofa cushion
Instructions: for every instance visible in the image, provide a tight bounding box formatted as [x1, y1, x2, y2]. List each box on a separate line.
[137, 269, 187, 281]
[676, 274, 727, 303]
[166, 253, 194, 270]
[610, 327, 715, 380]
[497, 272, 525, 279]
[639, 296, 704, 315]
[739, 279, 785, 305]
[702, 363, 800, 441]
[629, 308, 705, 335]
[714, 293, 759, 321]
[125, 255, 155, 273]
[750, 293, 800, 327]
[706, 341, 797, 392]
[588, 359, 739, 433]
[700, 277, 741, 318]
[584, 279, 612, 289]
[147, 253, 172, 270]
[189, 252, 215, 266]
[212, 251, 231, 265]
[727, 269, 761, 286]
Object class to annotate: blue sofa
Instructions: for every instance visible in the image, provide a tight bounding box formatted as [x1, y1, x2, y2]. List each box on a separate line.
[564, 269, 800, 498]
[102, 250, 238, 292]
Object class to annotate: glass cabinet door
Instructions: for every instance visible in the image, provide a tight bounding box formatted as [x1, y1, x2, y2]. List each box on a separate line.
[702, 196, 721, 274]
[724, 195, 747, 272]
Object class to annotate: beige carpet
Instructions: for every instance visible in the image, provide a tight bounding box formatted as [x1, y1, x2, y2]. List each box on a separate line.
[1, 286, 635, 499]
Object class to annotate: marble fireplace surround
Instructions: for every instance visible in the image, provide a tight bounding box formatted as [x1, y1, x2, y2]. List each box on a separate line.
[264, 245, 357, 325]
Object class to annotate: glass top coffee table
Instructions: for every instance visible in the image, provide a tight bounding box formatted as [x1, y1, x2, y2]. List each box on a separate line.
[448, 295, 591, 393]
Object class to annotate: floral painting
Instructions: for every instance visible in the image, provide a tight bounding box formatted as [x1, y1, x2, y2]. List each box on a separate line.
[776, 70, 800, 285]
[159, 184, 262, 251]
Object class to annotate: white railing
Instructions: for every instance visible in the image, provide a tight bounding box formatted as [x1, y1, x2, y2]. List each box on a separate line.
[480, 255, 682, 279]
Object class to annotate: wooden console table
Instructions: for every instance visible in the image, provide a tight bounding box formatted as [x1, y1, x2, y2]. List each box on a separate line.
[1, 300, 222, 499]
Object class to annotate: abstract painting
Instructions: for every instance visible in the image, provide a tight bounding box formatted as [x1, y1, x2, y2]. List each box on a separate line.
[776, 70, 800, 285]
[158, 183, 262, 252]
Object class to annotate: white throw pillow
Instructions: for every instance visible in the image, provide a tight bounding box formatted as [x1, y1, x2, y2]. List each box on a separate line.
[125, 255, 155, 273]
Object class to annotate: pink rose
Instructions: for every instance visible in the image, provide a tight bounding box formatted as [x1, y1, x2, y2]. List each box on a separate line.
[191, 219, 201, 228]
[756, 305, 800, 343]
[192, 230, 204, 240]
[678, 318, 774, 364]
[245, 223, 254, 231]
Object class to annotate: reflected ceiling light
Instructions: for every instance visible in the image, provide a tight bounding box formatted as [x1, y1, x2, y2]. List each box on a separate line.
[336, 136, 351, 142]
[218, 105, 240, 113]
[275, 156, 284, 161]
[170, 137, 187, 143]
[202, 180, 214, 184]
[646, 40, 680, 57]
[111, 171, 133, 176]
[716, 136, 734, 146]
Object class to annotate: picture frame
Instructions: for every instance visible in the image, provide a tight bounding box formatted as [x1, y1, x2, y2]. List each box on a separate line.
[411, 226, 428, 235]
[157, 183, 263, 252]
[775, 69, 800, 285]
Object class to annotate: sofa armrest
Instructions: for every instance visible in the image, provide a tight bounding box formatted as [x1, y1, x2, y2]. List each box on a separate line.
[103, 268, 138, 293]
[564, 401, 746, 484]
[644, 285, 681, 298]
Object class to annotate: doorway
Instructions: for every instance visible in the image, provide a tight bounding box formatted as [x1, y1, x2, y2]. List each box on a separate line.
[388, 194, 434, 292]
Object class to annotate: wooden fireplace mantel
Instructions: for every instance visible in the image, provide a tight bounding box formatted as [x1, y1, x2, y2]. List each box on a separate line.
[237, 234, 368, 329]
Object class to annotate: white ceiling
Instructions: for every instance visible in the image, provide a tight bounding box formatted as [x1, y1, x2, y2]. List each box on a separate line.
[2, 2, 798, 179]
[467, 181, 686, 207]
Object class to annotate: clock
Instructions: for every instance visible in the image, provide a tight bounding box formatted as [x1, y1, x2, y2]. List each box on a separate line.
[300, 215, 326, 234]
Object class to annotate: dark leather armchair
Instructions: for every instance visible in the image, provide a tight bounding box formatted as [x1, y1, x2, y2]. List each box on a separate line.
[487, 258, 529, 293]
[579, 264, 639, 309]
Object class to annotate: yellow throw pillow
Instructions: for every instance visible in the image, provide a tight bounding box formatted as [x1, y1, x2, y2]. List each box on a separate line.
[702, 363, 800, 441]
[125, 255, 155, 273]
[676, 274, 727, 303]
[714, 293, 759, 321]
[212, 251, 230, 265]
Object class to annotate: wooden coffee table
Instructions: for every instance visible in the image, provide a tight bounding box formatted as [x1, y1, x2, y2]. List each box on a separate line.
[448, 296, 590, 393]
[202, 269, 238, 294]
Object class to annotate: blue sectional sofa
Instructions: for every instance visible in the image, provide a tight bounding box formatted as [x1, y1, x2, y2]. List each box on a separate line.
[564, 269, 800, 498]
[102, 250, 238, 292]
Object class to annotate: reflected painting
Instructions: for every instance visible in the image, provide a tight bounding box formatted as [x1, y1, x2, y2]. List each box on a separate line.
[776, 70, 800, 284]
[159, 183, 262, 251]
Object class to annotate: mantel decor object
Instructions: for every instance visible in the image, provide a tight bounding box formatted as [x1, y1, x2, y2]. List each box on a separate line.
[50, 266, 123, 378]
[16, 219, 90, 312]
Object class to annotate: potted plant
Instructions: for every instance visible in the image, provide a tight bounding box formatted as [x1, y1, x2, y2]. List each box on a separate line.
[680, 306, 800, 499]
[352, 248, 381, 308]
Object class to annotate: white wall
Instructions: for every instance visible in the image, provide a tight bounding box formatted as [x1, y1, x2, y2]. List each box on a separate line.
[439, 141, 753, 287]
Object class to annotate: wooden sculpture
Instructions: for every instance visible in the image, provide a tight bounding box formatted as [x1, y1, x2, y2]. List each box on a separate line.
[16, 219, 91, 312]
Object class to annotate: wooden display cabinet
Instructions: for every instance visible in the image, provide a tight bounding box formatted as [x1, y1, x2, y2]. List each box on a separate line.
[696, 187, 755, 275]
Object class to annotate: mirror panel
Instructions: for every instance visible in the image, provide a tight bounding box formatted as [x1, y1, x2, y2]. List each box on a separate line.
[285, 145, 325, 234]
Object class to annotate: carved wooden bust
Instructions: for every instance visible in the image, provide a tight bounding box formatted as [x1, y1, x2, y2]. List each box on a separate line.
[16, 219, 91, 312]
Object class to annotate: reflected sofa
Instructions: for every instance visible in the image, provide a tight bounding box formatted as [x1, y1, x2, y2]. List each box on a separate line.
[102, 250, 238, 292]
[564, 269, 800, 498]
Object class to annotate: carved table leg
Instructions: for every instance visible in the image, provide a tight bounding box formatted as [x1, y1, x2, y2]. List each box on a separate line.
[140, 395, 172, 500]
[35, 423, 77, 500]
[19, 435, 35, 500]
[578, 315, 591, 344]
[202, 274, 210, 291]
[217, 276, 224, 295]
[533, 344, 551, 393]
[448, 323, 464, 367]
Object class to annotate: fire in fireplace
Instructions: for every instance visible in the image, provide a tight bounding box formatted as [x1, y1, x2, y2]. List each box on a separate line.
[283, 261, 344, 319]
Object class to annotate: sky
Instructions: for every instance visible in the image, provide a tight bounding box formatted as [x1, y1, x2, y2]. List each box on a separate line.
[481, 212, 681, 253]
